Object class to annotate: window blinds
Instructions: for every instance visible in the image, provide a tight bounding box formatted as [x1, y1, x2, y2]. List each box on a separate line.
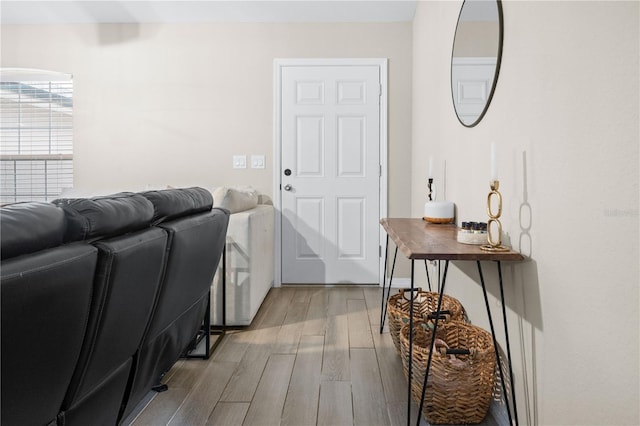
[0, 72, 73, 204]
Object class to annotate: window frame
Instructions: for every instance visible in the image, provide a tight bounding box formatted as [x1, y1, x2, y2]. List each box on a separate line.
[0, 69, 74, 203]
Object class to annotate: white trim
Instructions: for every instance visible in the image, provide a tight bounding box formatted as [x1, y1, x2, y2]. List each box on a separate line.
[273, 58, 388, 287]
[0, 68, 72, 81]
[378, 60, 389, 288]
[385, 277, 411, 289]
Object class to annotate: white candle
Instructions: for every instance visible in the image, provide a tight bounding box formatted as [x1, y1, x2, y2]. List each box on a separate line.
[490, 143, 498, 180]
[428, 156, 434, 179]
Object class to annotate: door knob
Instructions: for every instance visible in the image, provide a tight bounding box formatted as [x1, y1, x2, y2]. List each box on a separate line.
[284, 184, 292, 191]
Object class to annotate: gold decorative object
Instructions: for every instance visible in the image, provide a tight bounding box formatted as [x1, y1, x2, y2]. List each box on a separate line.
[481, 180, 509, 252]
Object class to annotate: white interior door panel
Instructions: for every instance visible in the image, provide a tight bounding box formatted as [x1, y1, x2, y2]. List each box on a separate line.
[280, 65, 380, 284]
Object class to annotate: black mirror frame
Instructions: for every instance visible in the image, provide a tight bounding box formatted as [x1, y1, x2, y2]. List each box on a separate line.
[451, 0, 504, 128]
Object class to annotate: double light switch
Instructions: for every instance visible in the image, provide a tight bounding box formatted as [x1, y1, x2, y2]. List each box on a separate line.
[233, 155, 265, 169]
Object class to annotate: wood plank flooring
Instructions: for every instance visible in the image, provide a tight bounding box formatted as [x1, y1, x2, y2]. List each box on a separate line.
[126, 287, 498, 426]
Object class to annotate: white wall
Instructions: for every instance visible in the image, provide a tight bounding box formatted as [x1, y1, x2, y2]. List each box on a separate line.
[3, 3, 638, 424]
[412, 1, 639, 425]
[1, 21, 413, 219]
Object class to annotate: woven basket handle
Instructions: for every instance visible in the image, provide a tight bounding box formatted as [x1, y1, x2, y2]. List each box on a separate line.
[434, 339, 471, 368]
[426, 310, 452, 320]
[447, 348, 471, 355]
[399, 287, 422, 300]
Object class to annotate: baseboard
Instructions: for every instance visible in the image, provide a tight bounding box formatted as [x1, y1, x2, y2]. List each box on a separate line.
[385, 277, 411, 288]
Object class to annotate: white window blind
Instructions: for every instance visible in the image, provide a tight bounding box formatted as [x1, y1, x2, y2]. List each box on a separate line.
[0, 69, 73, 204]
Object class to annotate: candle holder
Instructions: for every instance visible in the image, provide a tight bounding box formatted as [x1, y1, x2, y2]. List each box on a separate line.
[481, 180, 510, 252]
[427, 178, 434, 201]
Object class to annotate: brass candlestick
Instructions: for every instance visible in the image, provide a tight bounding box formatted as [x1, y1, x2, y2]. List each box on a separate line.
[481, 180, 509, 252]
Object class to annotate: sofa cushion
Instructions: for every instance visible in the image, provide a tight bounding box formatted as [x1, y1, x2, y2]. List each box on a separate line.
[0, 202, 66, 260]
[140, 187, 213, 224]
[53, 193, 154, 242]
[212, 186, 259, 213]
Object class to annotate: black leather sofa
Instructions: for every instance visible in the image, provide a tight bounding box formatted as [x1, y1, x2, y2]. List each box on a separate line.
[0, 187, 229, 426]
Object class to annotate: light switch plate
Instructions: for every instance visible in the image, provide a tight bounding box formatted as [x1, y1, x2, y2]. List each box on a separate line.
[251, 155, 265, 169]
[233, 155, 246, 169]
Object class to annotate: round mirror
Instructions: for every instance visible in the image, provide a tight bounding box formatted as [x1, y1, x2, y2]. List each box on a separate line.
[451, 0, 503, 127]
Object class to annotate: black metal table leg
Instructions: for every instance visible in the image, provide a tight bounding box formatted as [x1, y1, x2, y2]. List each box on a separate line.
[210, 241, 227, 347]
[222, 244, 226, 330]
[203, 293, 212, 358]
[497, 261, 519, 425]
[477, 261, 515, 426]
[186, 242, 228, 359]
[416, 260, 449, 426]
[380, 238, 398, 333]
[380, 234, 390, 331]
[424, 260, 432, 292]
[185, 292, 213, 359]
[407, 259, 415, 426]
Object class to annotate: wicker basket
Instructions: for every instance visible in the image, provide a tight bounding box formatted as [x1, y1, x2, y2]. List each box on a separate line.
[399, 320, 495, 425]
[387, 289, 466, 354]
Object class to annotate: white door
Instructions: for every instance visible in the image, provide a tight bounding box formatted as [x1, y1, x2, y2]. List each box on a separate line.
[279, 64, 381, 284]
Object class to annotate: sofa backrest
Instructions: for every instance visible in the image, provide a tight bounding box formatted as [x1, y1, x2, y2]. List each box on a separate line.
[142, 186, 213, 223]
[54, 192, 154, 242]
[1, 202, 98, 426]
[139, 187, 220, 341]
[53, 193, 169, 426]
[1, 201, 66, 259]
[1, 188, 228, 425]
[121, 188, 228, 419]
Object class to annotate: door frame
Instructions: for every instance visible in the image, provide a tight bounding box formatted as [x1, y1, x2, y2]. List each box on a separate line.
[273, 58, 388, 287]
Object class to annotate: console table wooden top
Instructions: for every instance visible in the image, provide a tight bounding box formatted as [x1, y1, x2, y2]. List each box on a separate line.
[380, 218, 524, 262]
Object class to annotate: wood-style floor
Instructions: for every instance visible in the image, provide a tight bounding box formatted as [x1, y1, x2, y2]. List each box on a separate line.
[126, 286, 498, 426]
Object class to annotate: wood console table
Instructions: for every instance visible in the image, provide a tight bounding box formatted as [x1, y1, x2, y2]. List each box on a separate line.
[379, 218, 524, 426]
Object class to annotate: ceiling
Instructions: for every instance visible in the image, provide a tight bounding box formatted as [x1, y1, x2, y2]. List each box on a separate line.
[1, 1, 418, 24]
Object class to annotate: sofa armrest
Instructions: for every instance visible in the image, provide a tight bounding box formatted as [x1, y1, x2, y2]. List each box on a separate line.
[211, 204, 274, 326]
